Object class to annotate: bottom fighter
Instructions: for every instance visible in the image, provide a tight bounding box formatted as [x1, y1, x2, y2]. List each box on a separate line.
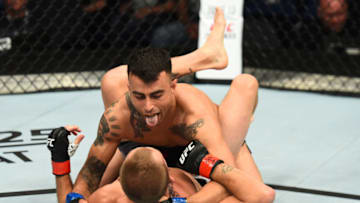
[48, 126, 274, 203]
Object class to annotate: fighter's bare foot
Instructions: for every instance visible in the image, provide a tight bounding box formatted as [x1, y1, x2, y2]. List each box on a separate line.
[200, 7, 228, 70]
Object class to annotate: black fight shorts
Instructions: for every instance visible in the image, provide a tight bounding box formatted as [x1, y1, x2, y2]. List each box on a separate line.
[118, 141, 185, 167]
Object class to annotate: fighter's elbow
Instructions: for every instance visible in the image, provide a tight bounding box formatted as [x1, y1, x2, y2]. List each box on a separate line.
[253, 186, 276, 203]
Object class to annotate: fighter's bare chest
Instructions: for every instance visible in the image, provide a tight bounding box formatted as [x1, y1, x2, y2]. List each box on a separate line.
[121, 117, 204, 147]
[123, 122, 189, 146]
[110, 94, 205, 146]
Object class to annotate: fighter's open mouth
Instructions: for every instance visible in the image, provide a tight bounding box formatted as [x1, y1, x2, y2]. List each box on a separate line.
[145, 113, 160, 127]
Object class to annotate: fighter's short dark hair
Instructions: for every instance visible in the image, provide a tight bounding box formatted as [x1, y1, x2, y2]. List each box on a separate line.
[127, 47, 172, 83]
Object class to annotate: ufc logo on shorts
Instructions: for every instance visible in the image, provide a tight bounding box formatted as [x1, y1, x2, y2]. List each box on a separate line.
[179, 141, 195, 165]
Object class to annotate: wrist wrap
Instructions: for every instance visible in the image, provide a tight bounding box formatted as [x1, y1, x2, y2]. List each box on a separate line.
[199, 154, 224, 178]
[52, 160, 71, 176]
[160, 197, 187, 203]
[66, 192, 84, 203]
[171, 197, 187, 203]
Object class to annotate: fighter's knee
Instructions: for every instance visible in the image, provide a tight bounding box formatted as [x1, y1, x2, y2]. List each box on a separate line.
[232, 74, 259, 92]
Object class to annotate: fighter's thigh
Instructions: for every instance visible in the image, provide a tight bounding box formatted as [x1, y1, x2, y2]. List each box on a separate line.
[219, 196, 243, 203]
[219, 74, 258, 124]
[236, 143, 263, 181]
[217, 74, 262, 180]
[101, 65, 129, 108]
[218, 74, 258, 151]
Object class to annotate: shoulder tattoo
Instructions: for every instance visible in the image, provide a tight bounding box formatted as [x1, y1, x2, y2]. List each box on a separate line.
[108, 115, 121, 137]
[126, 92, 150, 138]
[170, 119, 204, 140]
[104, 100, 118, 115]
[102, 100, 122, 138]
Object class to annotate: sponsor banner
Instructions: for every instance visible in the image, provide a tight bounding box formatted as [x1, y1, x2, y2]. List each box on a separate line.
[196, 0, 244, 80]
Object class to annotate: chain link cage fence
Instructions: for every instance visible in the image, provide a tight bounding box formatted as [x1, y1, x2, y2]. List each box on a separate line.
[0, 0, 359, 96]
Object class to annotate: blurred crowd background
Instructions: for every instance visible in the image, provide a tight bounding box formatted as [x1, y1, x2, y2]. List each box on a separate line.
[0, 0, 359, 95]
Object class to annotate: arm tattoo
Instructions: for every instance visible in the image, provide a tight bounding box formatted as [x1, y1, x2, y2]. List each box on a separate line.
[105, 100, 118, 115]
[79, 156, 106, 193]
[171, 68, 192, 80]
[111, 125, 121, 129]
[94, 115, 109, 146]
[111, 132, 120, 137]
[108, 116, 116, 122]
[107, 111, 121, 136]
[170, 119, 204, 140]
[221, 164, 234, 174]
[126, 92, 150, 138]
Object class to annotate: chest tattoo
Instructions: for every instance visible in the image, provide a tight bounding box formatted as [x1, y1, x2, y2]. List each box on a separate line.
[170, 119, 204, 140]
[126, 92, 150, 138]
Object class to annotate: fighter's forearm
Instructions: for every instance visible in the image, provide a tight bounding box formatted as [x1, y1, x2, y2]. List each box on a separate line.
[56, 175, 74, 203]
[187, 181, 240, 203]
[201, 137, 237, 168]
[179, 140, 240, 202]
[72, 155, 107, 198]
[72, 112, 120, 197]
[211, 163, 275, 203]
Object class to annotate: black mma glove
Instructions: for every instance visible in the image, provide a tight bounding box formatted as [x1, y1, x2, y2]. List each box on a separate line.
[47, 127, 71, 176]
[177, 140, 224, 179]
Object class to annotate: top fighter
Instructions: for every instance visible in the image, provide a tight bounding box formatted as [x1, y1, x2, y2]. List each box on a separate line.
[65, 7, 274, 203]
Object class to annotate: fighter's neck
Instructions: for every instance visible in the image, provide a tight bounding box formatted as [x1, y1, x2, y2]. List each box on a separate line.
[159, 98, 184, 129]
[159, 180, 182, 202]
